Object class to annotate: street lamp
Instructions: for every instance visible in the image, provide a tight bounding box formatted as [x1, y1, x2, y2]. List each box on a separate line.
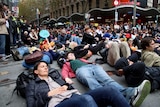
[114, 0, 119, 25]
[36, 8, 40, 27]
[133, 0, 137, 27]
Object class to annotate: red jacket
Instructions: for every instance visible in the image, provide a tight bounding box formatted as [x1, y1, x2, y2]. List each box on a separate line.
[61, 58, 92, 79]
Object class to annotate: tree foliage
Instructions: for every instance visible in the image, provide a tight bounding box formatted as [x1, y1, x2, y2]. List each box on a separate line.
[18, 0, 49, 21]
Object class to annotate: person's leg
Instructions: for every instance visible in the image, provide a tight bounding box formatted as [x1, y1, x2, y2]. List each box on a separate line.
[89, 42, 105, 54]
[76, 65, 105, 89]
[41, 54, 51, 64]
[5, 34, 11, 55]
[107, 42, 120, 66]
[0, 35, 6, 56]
[92, 64, 125, 89]
[55, 94, 98, 107]
[71, 36, 82, 45]
[86, 86, 130, 107]
[120, 41, 131, 58]
[80, 64, 137, 102]
[17, 46, 29, 56]
[22, 61, 34, 69]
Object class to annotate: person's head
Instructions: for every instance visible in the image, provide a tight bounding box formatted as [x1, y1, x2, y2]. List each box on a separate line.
[2, 3, 8, 10]
[65, 52, 76, 61]
[33, 61, 49, 78]
[61, 29, 66, 36]
[24, 31, 28, 35]
[141, 37, 155, 51]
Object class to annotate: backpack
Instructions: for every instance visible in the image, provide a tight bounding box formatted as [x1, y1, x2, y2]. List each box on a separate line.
[15, 70, 35, 98]
[7, 68, 60, 105]
[6, 70, 35, 105]
[57, 54, 67, 68]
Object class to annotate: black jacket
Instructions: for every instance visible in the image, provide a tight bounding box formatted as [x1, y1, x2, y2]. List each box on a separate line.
[25, 68, 74, 107]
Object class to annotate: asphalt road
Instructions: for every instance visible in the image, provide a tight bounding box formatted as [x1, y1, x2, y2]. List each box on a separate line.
[0, 55, 160, 107]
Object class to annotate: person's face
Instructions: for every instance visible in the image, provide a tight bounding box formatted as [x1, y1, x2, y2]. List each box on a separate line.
[34, 62, 49, 77]
[67, 53, 75, 60]
[146, 40, 155, 51]
[3, 5, 8, 10]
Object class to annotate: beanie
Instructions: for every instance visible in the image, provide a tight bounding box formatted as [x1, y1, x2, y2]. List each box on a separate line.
[75, 49, 88, 58]
[128, 53, 139, 63]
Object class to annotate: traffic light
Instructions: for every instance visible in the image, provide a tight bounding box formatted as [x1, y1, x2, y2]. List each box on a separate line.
[114, 0, 119, 6]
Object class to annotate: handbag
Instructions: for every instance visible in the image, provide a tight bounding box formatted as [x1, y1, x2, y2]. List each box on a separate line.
[24, 51, 43, 64]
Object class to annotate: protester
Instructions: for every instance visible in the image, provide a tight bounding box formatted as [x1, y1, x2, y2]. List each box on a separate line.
[141, 37, 160, 67]
[61, 52, 151, 106]
[0, 3, 9, 61]
[26, 61, 130, 107]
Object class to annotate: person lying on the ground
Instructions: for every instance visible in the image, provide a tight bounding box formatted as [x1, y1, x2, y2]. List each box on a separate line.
[115, 56, 160, 92]
[26, 61, 130, 107]
[22, 43, 60, 69]
[68, 41, 106, 59]
[61, 52, 151, 107]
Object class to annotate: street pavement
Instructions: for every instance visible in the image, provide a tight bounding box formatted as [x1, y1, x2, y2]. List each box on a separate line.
[0, 55, 160, 107]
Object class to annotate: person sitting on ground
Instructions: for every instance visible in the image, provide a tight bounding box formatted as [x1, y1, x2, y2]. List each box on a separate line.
[61, 52, 151, 107]
[141, 36, 160, 67]
[56, 29, 71, 45]
[81, 27, 97, 45]
[29, 28, 39, 45]
[26, 61, 131, 107]
[21, 31, 33, 46]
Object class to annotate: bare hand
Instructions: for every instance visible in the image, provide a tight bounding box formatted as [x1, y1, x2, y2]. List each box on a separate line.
[65, 78, 73, 84]
[117, 69, 124, 76]
[48, 85, 68, 97]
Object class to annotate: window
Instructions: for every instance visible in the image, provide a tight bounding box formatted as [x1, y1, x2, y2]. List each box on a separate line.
[67, 6, 69, 16]
[71, 5, 74, 13]
[89, 0, 92, 9]
[76, 2, 79, 12]
[63, 8, 65, 16]
[96, 0, 99, 8]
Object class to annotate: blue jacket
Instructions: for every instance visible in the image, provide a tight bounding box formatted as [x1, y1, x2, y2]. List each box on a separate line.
[25, 68, 74, 107]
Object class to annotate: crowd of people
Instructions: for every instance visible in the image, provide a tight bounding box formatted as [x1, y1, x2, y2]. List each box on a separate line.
[0, 2, 160, 107]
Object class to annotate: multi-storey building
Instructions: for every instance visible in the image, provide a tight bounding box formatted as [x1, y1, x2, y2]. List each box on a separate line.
[48, 0, 160, 24]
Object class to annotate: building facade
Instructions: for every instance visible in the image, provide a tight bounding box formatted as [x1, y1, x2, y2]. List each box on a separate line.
[49, 0, 113, 19]
[48, 0, 160, 24]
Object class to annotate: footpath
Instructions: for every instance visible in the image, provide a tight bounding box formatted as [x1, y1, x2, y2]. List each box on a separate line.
[0, 55, 160, 107]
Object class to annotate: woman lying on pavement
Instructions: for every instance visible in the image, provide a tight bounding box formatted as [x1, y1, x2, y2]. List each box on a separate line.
[26, 61, 130, 107]
[61, 52, 151, 107]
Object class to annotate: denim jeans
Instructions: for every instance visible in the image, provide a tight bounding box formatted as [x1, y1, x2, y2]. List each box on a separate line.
[22, 54, 51, 69]
[86, 86, 130, 107]
[0, 35, 6, 55]
[55, 94, 98, 107]
[76, 64, 135, 102]
[17, 46, 29, 57]
[70, 36, 82, 45]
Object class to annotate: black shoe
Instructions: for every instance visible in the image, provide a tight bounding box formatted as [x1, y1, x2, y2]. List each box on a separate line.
[95, 58, 105, 64]
[11, 50, 22, 61]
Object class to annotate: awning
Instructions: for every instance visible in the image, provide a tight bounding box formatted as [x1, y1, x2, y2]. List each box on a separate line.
[87, 5, 160, 18]
[56, 5, 160, 22]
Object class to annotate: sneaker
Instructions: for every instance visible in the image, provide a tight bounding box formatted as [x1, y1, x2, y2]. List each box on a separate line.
[131, 80, 151, 107]
[0, 56, 8, 62]
[5, 54, 12, 59]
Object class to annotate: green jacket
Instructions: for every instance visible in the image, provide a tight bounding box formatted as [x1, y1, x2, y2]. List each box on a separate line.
[141, 50, 160, 67]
